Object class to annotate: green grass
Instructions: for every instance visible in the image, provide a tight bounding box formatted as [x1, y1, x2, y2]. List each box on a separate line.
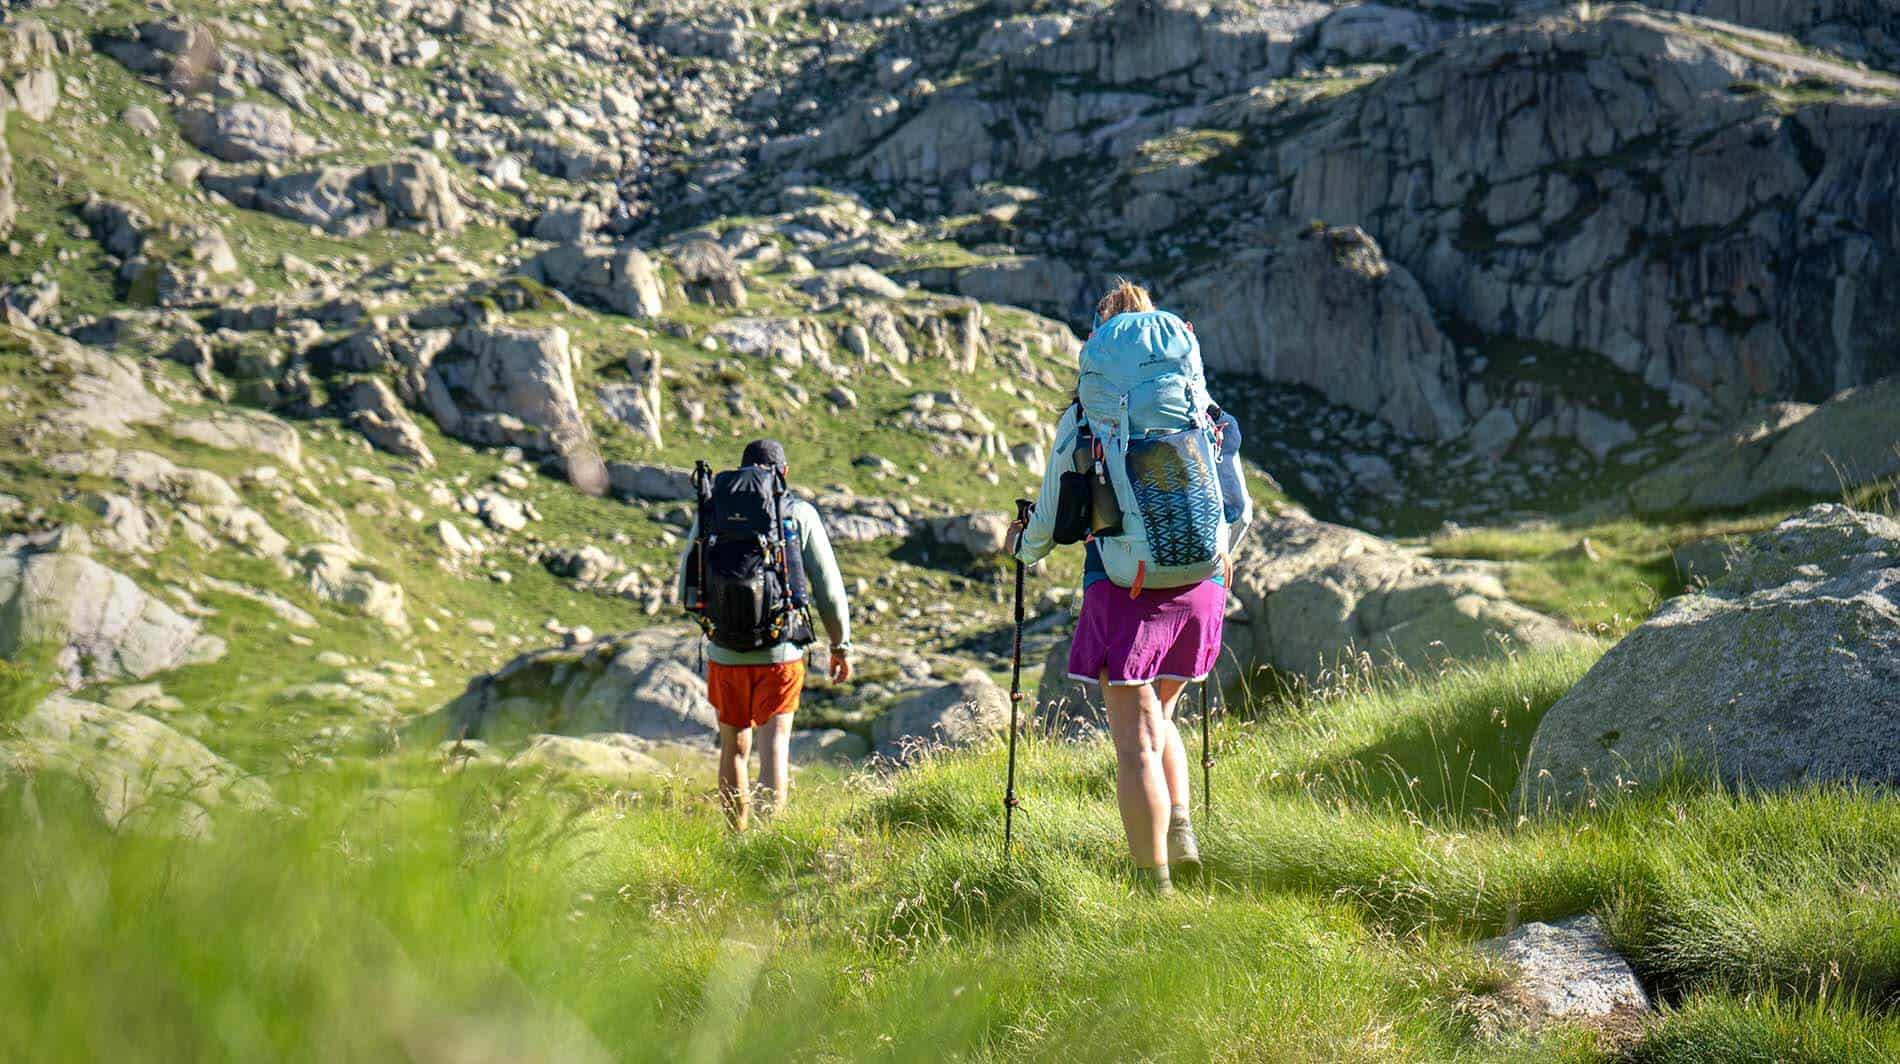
[1423, 513, 1800, 636]
[6, 647, 1897, 1061]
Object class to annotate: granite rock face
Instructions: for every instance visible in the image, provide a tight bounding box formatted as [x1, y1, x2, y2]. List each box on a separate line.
[1524, 505, 1900, 808]
[0, 544, 225, 686]
[1226, 511, 1587, 684]
[1177, 225, 1466, 439]
[1618, 376, 1900, 517]
[2, 694, 272, 838]
[440, 628, 718, 743]
[873, 668, 1010, 761]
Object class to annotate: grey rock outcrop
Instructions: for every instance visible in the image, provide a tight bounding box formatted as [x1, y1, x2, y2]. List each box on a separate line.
[178, 101, 314, 162]
[507, 733, 668, 785]
[200, 152, 466, 234]
[1, 20, 61, 240]
[531, 202, 603, 243]
[440, 628, 718, 743]
[521, 243, 666, 318]
[1227, 510, 1587, 683]
[873, 668, 1009, 760]
[774, 3, 1900, 440]
[80, 197, 241, 308]
[1177, 225, 1466, 439]
[1618, 376, 1900, 517]
[294, 543, 409, 631]
[0, 543, 225, 685]
[340, 377, 435, 466]
[953, 257, 1085, 319]
[673, 239, 747, 307]
[790, 728, 871, 764]
[1035, 637, 1104, 737]
[1274, 8, 1900, 419]
[1523, 505, 1900, 808]
[921, 512, 1012, 557]
[363, 153, 468, 231]
[606, 462, 694, 502]
[2, 694, 271, 837]
[431, 325, 607, 495]
[167, 409, 303, 468]
[95, 18, 223, 95]
[14, 328, 169, 439]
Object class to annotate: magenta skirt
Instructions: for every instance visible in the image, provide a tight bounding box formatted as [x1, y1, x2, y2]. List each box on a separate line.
[1067, 578, 1226, 687]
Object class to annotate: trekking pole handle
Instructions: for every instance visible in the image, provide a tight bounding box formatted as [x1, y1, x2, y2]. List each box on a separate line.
[1015, 498, 1034, 523]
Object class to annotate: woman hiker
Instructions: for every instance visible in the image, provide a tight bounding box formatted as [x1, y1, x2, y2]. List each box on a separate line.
[1008, 280, 1251, 895]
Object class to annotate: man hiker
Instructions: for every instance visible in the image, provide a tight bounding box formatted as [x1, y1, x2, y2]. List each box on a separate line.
[678, 439, 851, 832]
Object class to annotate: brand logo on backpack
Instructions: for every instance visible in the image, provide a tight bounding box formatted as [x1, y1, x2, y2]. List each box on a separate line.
[684, 460, 816, 652]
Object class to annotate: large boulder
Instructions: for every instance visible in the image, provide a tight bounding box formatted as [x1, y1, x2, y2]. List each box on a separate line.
[9, 327, 168, 439]
[178, 102, 313, 162]
[340, 377, 435, 466]
[362, 152, 467, 231]
[1227, 511, 1586, 683]
[1, 20, 60, 239]
[167, 409, 302, 468]
[435, 325, 607, 494]
[96, 18, 223, 95]
[0, 542, 224, 685]
[873, 668, 1009, 760]
[439, 628, 718, 743]
[506, 734, 669, 785]
[1, 694, 271, 837]
[672, 239, 747, 307]
[790, 728, 871, 765]
[1175, 225, 1466, 440]
[921, 512, 1012, 557]
[606, 462, 694, 502]
[1619, 376, 1900, 517]
[521, 243, 666, 318]
[294, 543, 409, 631]
[1035, 637, 1102, 736]
[201, 154, 466, 234]
[530, 202, 603, 243]
[1523, 505, 1900, 809]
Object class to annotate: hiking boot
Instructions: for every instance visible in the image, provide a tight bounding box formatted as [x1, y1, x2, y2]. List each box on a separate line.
[1136, 864, 1174, 898]
[1167, 814, 1202, 882]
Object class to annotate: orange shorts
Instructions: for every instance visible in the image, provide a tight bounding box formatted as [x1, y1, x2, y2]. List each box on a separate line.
[706, 660, 804, 730]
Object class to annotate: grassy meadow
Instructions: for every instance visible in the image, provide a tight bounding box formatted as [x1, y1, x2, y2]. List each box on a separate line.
[5, 645, 1896, 1062]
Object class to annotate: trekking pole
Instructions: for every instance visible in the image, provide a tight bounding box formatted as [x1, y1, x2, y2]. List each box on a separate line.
[1200, 677, 1213, 822]
[1003, 498, 1033, 859]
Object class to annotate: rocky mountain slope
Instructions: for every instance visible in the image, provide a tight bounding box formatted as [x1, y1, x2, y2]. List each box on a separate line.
[0, 0, 1896, 803]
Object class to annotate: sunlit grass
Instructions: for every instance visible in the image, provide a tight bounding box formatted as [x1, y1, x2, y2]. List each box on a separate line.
[6, 647, 1896, 1060]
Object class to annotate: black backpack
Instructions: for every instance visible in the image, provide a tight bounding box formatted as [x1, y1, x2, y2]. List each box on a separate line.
[683, 460, 815, 652]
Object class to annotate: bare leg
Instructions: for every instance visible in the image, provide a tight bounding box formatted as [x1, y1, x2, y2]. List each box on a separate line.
[1155, 678, 1190, 813]
[718, 724, 753, 832]
[755, 710, 794, 817]
[1103, 672, 1170, 870]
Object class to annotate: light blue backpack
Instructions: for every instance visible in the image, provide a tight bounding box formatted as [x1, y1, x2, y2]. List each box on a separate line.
[1076, 310, 1231, 592]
